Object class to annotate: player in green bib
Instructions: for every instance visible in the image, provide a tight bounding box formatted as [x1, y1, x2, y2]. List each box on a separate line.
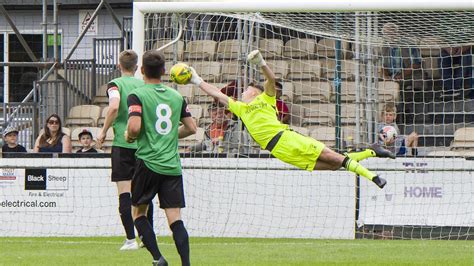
[188, 50, 395, 189]
[97, 50, 154, 250]
[126, 50, 196, 266]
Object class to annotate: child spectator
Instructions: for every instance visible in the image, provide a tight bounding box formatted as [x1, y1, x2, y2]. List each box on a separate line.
[2, 127, 27, 157]
[378, 103, 419, 156]
[76, 129, 98, 153]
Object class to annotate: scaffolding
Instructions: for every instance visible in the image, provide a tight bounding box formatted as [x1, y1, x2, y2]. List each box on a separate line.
[0, 0, 129, 147]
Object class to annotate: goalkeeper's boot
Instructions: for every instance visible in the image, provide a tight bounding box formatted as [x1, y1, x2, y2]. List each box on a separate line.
[369, 143, 396, 159]
[120, 239, 139, 250]
[372, 176, 387, 189]
[152, 257, 168, 266]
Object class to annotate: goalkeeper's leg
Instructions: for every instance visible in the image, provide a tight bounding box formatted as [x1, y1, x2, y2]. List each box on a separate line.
[315, 147, 386, 188]
[346, 143, 396, 162]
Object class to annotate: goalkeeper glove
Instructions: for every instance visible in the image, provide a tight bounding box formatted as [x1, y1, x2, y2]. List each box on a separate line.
[189, 67, 203, 86]
[247, 50, 267, 67]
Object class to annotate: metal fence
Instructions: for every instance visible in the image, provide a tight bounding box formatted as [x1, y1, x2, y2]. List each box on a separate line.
[2, 36, 125, 146]
[123, 16, 133, 50]
[93, 38, 123, 89]
[64, 59, 96, 103]
[1, 102, 38, 149]
[35, 80, 69, 123]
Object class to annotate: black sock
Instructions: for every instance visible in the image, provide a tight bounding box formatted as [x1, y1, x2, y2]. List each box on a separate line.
[170, 220, 190, 266]
[139, 202, 154, 243]
[118, 193, 135, 240]
[412, 148, 418, 156]
[147, 201, 154, 228]
[135, 216, 162, 260]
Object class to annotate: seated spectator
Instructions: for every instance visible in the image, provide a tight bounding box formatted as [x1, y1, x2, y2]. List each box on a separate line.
[2, 126, 27, 157]
[76, 129, 98, 153]
[33, 114, 72, 153]
[440, 45, 472, 99]
[377, 103, 419, 156]
[186, 102, 251, 156]
[275, 81, 290, 124]
[381, 23, 423, 92]
[220, 80, 239, 99]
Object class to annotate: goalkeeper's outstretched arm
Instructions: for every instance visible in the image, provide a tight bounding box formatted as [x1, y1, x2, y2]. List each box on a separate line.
[247, 50, 277, 97]
[189, 67, 229, 107]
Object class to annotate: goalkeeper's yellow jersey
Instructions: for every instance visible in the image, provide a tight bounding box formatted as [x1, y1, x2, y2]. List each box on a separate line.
[228, 92, 289, 149]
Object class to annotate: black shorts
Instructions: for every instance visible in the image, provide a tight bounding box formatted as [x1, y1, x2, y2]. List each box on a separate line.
[111, 146, 137, 182]
[131, 159, 185, 209]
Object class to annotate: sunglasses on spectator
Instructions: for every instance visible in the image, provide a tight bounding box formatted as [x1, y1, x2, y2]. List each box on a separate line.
[48, 120, 59, 125]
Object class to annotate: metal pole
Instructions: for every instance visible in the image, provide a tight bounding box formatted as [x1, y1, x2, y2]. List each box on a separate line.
[373, 12, 380, 124]
[354, 12, 361, 147]
[0, 62, 55, 67]
[33, 81, 39, 148]
[334, 14, 342, 152]
[53, 0, 59, 80]
[243, 19, 250, 92]
[236, 17, 243, 157]
[64, 0, 105, 62]
[92, 47, 97, 99]
[42, 0, 48, 61]
[0, 4, 39, 62]
[172, 14, 179, 64]
[366, 12, 374, 144]
[237, 18, 242, 91]
[4, 34, 9, 104]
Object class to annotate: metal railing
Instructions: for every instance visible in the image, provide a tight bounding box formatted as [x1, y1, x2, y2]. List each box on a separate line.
[1, 102, 38, 149]
[93, 37, 123, 89]
[64, 59, 96, 104]
[123, 16, 133, 50]
[35, 80, 68, 123]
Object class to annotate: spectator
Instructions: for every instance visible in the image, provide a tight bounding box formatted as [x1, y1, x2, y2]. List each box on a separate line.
[377, 103, 419, 156]
[275, 81, 290, 124]
[76, 129, 98, 153]
[381, 23, 423, 91]
[33, 114, 72, 153]
[186, 102, 251, 156]
[2, 126, 27, 157]
[440, 45, 472, 99]
[220, 80, 239, 99]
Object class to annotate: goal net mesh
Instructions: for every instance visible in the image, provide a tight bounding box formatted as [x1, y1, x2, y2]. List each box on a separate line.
[1, 10, 472, 241]
[140, 11, 473, 240]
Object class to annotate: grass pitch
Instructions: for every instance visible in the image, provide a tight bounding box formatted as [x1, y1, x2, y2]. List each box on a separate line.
[0, 237, 472, 265]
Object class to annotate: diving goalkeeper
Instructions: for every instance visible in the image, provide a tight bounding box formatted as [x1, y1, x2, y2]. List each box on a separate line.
[188, 50, 394, 188]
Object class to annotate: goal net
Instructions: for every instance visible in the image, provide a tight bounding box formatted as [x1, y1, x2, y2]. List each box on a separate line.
[135, 5, 473, 240]
[1, 2, 472, 241]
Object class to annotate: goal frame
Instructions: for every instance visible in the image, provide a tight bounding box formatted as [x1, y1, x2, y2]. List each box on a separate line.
[132, 0, 473, 75]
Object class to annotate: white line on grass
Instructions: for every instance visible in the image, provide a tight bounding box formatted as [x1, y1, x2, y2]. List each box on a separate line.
[1, 239, 472, 248]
